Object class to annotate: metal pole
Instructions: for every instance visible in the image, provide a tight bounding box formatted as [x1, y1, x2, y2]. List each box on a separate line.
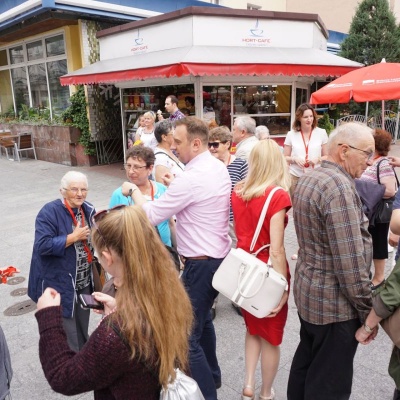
[382, 100, 385, 131]
[395, 100, 400, 141]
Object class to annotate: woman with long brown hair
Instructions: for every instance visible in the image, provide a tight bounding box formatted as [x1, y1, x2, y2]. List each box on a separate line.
[34, 205, 193, 399]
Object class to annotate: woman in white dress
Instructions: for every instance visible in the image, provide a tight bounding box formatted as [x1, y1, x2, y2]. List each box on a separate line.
[153, 120, 184, 183]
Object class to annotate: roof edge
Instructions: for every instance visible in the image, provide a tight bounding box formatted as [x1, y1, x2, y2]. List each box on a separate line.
[97, 6, 328, 40]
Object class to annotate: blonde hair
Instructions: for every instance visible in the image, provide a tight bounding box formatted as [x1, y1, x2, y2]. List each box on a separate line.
[91, 206, 193, 387]
[235, 140, 291, 201]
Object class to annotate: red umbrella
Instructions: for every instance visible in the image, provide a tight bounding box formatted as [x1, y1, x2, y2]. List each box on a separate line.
[310, 59, 400, 104]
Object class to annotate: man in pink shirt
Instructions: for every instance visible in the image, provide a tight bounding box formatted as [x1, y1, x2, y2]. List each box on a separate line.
[122, 117, 231, 400]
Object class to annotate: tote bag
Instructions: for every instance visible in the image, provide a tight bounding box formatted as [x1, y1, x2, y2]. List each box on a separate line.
[212, 187, 288, 319]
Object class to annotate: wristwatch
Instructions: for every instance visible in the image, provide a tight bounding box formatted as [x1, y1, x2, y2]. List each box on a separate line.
[363, 323, 374, 334]
[128, 187, 137, 196]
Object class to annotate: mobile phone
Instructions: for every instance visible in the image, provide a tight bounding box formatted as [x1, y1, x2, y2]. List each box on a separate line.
[79, 294, 104, 310]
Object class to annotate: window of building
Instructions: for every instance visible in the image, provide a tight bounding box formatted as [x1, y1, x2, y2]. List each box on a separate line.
[0, 33, 69, 118]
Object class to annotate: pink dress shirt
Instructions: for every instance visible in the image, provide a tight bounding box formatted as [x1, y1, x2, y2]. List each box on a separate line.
[143, 150, 231, 258]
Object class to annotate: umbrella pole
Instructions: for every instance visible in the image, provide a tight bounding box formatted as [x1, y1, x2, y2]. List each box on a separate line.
[382, 100, 385, 131]
[365, 102, 369, 120]
[395, 100, 400, 142]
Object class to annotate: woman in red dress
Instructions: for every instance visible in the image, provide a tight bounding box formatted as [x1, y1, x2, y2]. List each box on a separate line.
[232, 139, 292, 400]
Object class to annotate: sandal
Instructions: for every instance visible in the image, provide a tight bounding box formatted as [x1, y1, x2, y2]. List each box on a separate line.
[259, 388, 275, 400]
[242, 384, 255, 400]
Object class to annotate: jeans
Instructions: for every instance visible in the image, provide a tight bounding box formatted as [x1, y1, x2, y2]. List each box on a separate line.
[181, 257, 223, 400]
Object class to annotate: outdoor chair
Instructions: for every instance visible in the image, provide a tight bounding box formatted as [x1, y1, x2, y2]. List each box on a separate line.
[0, 132, 16, 160]
[15, 132, 37, 162]
[336, 115, 368, 126]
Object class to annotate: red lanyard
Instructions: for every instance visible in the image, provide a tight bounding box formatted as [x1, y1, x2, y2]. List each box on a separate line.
[300, 129, 313, 167]
[149, 181, 154, 201]
[64, 200, 93, 263]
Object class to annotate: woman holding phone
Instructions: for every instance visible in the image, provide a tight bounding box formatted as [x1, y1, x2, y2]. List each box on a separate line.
[34, 206, 193, 399]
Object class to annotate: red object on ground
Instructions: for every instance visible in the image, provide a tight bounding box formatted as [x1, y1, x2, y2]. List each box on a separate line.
[0, 266, 18, 283]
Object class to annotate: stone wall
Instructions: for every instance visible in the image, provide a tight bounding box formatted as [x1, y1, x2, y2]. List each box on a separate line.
[0, 124, 96, 166]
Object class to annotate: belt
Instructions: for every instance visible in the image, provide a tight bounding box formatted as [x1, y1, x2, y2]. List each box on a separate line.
[179, 255, 213, 263]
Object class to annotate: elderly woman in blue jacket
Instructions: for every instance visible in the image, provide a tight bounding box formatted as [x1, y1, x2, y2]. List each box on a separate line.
[28, 171, 96, 352]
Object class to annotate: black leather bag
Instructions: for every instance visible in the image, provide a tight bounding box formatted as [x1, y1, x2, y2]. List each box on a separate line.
[374, 159, 399, 224]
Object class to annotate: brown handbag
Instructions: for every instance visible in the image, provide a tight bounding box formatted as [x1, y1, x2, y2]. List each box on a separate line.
[380, 307, 400, 348]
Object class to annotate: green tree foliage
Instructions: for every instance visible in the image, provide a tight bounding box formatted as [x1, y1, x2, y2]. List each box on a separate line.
[340, 0, 400, 66]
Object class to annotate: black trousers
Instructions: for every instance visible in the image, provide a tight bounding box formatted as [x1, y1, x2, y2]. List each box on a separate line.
[287, 315, 359, 400]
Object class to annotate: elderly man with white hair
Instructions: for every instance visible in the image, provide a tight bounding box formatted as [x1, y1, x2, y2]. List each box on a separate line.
[232, 116, 259, 161]
[288, 122, 375, 400]
[28, 171, 96, 352]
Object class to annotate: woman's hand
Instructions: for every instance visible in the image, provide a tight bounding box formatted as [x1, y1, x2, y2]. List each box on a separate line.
[308, 157, 321, 167]
[266, 290, 289, 318]
[389, 231, 399, 248]
[93, 292, 117, 316]
[292, 157, 305, 167]
[37, 288, 61, 310]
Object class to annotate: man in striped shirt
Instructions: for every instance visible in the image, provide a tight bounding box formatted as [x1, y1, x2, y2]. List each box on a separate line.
[288, 122, 375, 400]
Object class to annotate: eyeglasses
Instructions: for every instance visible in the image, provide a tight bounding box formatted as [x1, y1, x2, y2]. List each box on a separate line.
[92, 205, 126, 249]
[338, 143, 374, 161]
[208, 141, 227, 149]
[123, 163, 148, 171]
[63, 187, 89, 194]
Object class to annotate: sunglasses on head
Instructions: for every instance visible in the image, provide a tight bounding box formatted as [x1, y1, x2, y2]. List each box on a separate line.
[92, 205, 127, 248]
[208, 141, 227, 149]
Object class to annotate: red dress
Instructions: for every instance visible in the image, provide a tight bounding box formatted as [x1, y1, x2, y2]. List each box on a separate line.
[231, 186, 292, 346]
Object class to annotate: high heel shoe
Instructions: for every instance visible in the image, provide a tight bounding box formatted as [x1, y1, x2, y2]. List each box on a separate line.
[242, 384, 255, 400]
[259, 387, 275, 400]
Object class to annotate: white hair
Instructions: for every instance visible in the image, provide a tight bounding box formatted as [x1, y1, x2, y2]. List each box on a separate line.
[60, 171, 88, 194]
[328, 122, 374, 153]
[234, 116, 256, 135]
[255, 125, 270, 140]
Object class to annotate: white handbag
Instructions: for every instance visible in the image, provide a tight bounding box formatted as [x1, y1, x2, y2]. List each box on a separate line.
[212, 187, 288, 318]
[160, 368, 205, 400]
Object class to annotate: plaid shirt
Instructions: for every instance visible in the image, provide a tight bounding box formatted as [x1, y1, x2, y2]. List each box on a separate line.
[293, 161, 373, 325]
[169, 109, 185, 122]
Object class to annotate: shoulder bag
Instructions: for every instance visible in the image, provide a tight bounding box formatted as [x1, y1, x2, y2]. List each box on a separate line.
[212, 187, 288, 319]
[374, 159, 399, 224]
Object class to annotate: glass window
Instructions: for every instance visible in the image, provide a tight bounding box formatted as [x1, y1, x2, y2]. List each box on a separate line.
[0, 70, 13, 115]
[296, 87, 308, 109]
[27, 40, 43, 61]
[203, 86, 232, 128]
[11, 67, 29, 112]
[47, 60, 69, 115]
[46, 35, 65, 57]
[28, 64, 48, 108]
[0, 49, 8, 67]
[9, 46, 24, 64]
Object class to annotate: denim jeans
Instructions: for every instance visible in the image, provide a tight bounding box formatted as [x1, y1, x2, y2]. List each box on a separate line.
[181, 257, 223, 400]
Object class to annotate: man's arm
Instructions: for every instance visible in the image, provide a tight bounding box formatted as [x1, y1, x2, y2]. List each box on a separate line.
[121, 177, 193, 226]
[325, 185, 372, 321]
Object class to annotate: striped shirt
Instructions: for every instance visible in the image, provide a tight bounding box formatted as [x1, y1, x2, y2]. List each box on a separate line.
[227, 157, 248, 221]
[293, 160, 373, 325]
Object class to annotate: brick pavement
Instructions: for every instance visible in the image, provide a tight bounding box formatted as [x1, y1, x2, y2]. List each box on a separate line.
[1, 144, 400, 399]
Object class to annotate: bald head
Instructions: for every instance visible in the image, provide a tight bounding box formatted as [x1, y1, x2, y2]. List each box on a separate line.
[327, 122, 375, 178]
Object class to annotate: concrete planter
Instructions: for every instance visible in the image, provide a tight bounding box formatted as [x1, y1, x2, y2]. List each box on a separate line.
[0, 123, 97, 166]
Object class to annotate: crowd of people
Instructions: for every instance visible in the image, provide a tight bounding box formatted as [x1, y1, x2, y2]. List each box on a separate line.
[14, 101, 400, 400]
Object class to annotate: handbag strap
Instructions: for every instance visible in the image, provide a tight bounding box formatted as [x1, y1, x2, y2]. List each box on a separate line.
[377, 158, 399, 188]
[249, 186, 283, 253]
